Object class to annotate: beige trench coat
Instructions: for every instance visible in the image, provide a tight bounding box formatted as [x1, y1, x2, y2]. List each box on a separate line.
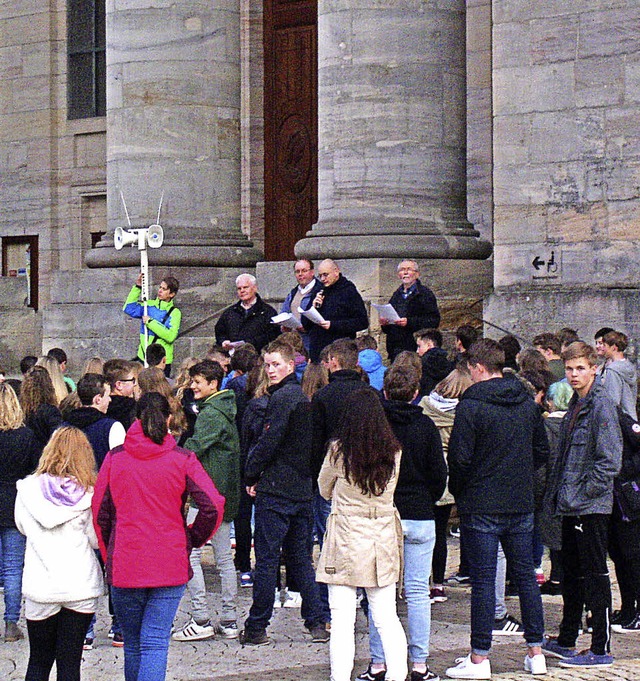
[316, 443, 403, 588]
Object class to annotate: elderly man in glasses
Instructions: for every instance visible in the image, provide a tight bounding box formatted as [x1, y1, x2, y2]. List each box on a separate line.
[279, 259, 324, 353]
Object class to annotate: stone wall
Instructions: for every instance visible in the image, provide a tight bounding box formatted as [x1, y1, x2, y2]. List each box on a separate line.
[486, 1, 640, 341]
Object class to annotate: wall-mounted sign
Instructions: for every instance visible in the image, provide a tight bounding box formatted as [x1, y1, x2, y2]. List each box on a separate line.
[531, 248, 561, 280]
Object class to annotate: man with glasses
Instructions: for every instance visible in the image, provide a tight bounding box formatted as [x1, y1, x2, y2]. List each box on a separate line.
[103, 359, 139, 431]
[301, 259, 368, 363]
[280, 259, 323, 353]
[380, 260, 440, 361]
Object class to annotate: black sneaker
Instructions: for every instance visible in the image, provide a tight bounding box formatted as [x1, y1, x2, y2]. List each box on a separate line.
[308, 624, 330, 642]
[611, 609, 632, 626]
[612, 612, 640, 633]
[238, 629, 269, 646]
[539, 580, 562, 596]
[356, 664, 386, 681]
[411, 668, 440, 681]
[493, 614, 524, 635]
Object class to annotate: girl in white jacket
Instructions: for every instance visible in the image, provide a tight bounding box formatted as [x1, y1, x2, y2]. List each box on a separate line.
[15, 426, 103, 681]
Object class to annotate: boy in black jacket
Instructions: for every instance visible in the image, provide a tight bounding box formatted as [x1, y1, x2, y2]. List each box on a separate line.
[446, 339, 548, 679]
[240, 340, 329, 646]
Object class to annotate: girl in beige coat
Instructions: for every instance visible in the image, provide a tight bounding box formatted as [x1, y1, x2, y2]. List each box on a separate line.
[316, 389, 407, 681]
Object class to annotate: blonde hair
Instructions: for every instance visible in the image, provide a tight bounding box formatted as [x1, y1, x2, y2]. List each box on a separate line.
[36, 426, 97, 490]
[81, 356, 105, 377]
[434, 367, 473, 399]
[0, 383, 25, 430]
[138, 367, 187, 436]
[301, 363, 328, 399]
[36, 356, 69, 404]
[175, 357, 199, 400]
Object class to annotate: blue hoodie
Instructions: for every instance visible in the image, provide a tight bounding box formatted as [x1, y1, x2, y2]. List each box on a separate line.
[358, 349, 387, 390]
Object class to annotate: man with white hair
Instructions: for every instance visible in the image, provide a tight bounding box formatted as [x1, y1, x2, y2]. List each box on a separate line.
[381, 260, 440, 361]
[214, 274, 278, 352]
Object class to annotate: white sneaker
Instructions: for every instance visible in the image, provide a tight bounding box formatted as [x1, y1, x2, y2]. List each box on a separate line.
[446, 654, 491, 679]
[524, 653, 547, 675]
[282, 590, 303, 608]
[172, 617, 215, 641]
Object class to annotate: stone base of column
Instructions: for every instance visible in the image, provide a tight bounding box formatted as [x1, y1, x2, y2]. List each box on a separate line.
[294, 211, 492, 261]
[485, 287, 640, 350]
[257, 257, 493, 358]
[85, 238, 263, 269]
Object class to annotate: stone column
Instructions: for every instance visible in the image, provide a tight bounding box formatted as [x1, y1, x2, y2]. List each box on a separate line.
[86, 0, 261, 268]
[295, 0, 491, 260]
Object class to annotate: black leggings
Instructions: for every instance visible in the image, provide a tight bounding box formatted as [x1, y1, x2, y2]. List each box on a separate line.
[432, 504, 453, 584]
[26, 608, 94, 681]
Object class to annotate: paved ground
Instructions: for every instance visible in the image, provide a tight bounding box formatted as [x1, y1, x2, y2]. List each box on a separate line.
[1, 537, 638, 680]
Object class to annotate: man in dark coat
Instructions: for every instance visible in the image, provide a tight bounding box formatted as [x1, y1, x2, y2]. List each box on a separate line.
[381, 260, 440, 360]
[301, 259, 368, 363]
[215, 274, 279, 353]
[446, 339, 548, 679]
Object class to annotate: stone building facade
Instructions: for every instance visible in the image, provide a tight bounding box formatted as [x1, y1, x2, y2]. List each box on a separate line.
[0, 0, 639, 372]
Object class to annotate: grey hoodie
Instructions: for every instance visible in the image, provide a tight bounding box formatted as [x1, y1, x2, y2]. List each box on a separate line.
[602, 359, 638, 419]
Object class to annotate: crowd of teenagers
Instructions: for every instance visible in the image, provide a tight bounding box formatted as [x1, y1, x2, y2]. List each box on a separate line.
[0, 300, 638, 681]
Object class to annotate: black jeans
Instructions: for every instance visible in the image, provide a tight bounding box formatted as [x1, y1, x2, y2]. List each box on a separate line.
[234, 488, 255, 574]
[609, 505, 640, 620]
[26, 609, 94, 681]
[432, 504, 453, 584]
[558, 514, 612, 655]
[245, 494, 325, 633]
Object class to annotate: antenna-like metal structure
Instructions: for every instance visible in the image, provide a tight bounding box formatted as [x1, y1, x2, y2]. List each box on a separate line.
[114, 195, 165, 365]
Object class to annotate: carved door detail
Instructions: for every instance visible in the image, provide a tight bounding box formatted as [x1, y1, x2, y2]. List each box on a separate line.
[264, 0, 318, 261]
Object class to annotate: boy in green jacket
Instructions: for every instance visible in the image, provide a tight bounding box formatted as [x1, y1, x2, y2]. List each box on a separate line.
[172, 359, 241, 641]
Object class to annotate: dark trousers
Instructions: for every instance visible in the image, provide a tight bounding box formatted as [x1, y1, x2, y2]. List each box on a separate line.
[26, 609, 94, 681]
[245, 494, 325, 633]
[558, 514, 612, 655]
[459, 521, 470, 577]
[234, 488, 255, 574]
[609, 506, 640, 620]
[432, 504, 453, 584]
[462, 512, 545, 655]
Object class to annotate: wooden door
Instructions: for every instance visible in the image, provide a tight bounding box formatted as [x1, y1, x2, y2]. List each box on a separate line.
[264, 0, 318, 261]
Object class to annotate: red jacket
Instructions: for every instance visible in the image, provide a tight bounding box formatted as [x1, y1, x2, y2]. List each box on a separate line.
[92, 420, 224, 588]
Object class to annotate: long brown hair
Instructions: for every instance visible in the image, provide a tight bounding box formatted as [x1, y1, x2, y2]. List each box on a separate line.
[331, 389, 400, 496]
[20, 366, 58, 416]
[138, 367, 187, 435]
[36, 426, 97, 490]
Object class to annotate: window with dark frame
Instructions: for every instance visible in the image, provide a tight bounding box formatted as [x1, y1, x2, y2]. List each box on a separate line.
[67, 0, 106, 120]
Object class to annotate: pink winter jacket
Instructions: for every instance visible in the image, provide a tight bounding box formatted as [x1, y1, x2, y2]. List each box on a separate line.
[92, 420, 225, 588]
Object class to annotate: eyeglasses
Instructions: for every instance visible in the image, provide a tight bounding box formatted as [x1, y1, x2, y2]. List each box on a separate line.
[398, 267, 417, 273]
[318, 272, 332, 279]
[294, 268, 311, 274]
[120, 378, 137, 384]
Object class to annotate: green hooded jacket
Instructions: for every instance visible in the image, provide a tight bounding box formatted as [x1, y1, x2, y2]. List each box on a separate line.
[184, 389, 241, 521]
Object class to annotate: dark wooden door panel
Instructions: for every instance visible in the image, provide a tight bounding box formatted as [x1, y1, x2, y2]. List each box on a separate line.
[264, 0, 317, 261]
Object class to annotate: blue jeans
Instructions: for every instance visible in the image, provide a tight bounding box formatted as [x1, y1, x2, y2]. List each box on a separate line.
[0, 527, 26, 623]
[313, 491, 332, 620]
[245, 494, 325, 633]
[112, 584, 185, 681]
[462, 513, 544, 656]
[369, 519, 435, 664]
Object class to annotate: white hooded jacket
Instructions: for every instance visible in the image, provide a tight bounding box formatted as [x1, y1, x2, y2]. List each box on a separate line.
[15, 474, 104, 604]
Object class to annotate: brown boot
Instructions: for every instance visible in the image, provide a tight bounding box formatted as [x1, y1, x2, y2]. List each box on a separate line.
[5, 621, 23, 642]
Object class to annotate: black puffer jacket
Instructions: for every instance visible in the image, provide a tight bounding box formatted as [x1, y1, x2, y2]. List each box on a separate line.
[244, 374, 314, 501]
[214, 295, 279, 352]
[383, 400, 447, 520]
[25, 404, 62, 455]
[420, 347, 455, 396]
[301, 274, 368, 362]
[449, 375, 549, 515]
